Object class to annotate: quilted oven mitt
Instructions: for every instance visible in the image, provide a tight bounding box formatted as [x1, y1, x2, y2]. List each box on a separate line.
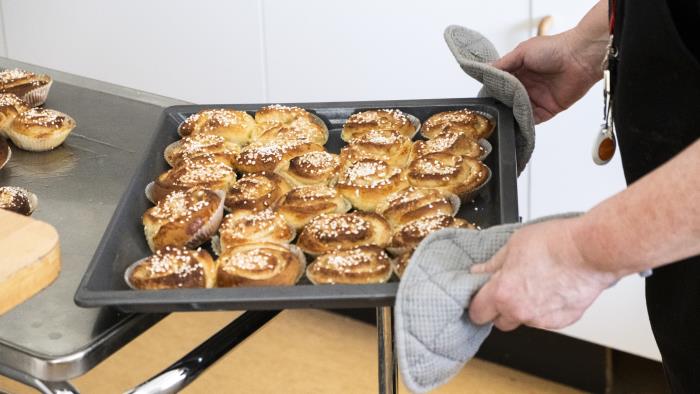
[444, 25, 535, 175]
[394, 213, 581, 393]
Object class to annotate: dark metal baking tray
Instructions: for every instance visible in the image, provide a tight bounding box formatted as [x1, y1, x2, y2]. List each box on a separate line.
[74, 98, 518, 312]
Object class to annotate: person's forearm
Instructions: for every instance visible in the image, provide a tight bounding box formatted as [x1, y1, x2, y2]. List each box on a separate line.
[571, 139, 700, 277]
[564, 0, 610, 80]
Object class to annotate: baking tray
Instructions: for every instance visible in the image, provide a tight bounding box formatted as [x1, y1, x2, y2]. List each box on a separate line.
[75, 98, 518, 312]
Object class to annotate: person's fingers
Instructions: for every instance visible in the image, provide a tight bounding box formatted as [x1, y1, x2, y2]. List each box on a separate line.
[468, 275, 500, 325]
[470, 244, 508, 274]
[491, 45, 525, 73]
[494, 315, 521, 331]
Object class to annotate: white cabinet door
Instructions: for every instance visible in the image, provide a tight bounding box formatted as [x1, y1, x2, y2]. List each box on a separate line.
[530, 0, 660, 361]
[0, 0, 266, 103]
[261, 0, 530, 102]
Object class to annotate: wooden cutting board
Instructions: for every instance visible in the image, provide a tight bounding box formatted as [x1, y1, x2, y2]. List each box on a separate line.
[0, 210, 60, 315]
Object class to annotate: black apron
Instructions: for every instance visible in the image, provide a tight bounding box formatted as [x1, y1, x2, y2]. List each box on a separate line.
[612, 1, 700, 392]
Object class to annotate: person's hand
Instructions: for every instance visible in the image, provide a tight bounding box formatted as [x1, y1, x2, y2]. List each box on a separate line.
[493, 30, 607, 123]
[468, 218, 620, 331]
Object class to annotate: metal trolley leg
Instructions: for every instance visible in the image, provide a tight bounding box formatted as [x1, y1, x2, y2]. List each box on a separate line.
[126, 310, 279, 394]
[377, 306, 397, 394]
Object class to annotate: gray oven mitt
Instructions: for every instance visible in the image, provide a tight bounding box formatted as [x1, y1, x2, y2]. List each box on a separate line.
[444, 25, 535, 175]
[394, 213, 580, 393]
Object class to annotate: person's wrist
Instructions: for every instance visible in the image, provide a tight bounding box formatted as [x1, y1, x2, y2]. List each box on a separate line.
[561, 26, 608, 83]
[565, 215, 626, 284]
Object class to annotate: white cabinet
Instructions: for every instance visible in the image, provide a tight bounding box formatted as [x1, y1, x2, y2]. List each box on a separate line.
[0, 0, 266, 103]
[530, 0, 660, 361]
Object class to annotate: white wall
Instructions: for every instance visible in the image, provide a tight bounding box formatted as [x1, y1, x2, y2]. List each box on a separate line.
[0, 0, 661, 361]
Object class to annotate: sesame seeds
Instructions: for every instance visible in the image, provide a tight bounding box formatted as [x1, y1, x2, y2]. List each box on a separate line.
[149, 188, 215, 224]
[143, 246, 203, 279]
[18, 108, 67, 128]
[307, 213, 370, 242]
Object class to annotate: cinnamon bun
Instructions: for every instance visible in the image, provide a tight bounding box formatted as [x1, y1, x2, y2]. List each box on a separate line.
[0, 68, 52, 107]
[164, 134, 240, 168]
[376, 187, 460, 228]
[393, 251, 412, 278]
[216, 242, 305, 287]
[224, 171, 291, 212]
[0, 186, 38, 216]
[406, 152, 490, 201]
[254, 118, 328, 145]
[142, 187, 224, 252]
[277, 184, 352, 230]
[421, 109, 494, 140]
[177, 109, 257, 146]
[6, 108, 76, 152]
[235, 139, 324, 174]
[336, 158, 407, 212]
[279, 151, 340, 187]
[341, 109, 418, 142]
[306, 246, 393, 285]
[0, 93, 28, 136]
[339, 129, 413, 168]
[387, 214, 475, 256]
[125, 246, 217, 290]
[215, 209, 295, 254]
[411, 131, 486, 161]
[145, 154, 236, 203]
[296, 211, 391, 255]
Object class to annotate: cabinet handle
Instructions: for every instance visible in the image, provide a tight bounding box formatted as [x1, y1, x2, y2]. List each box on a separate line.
[537, 15, 554, 36]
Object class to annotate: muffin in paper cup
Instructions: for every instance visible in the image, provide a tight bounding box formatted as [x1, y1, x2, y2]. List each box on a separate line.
[22, 78, 53, 107]
[6, 108, 76, 152]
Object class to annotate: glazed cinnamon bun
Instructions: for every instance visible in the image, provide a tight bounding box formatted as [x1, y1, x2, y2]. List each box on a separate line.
[216, 242, 305, 287]
[7, 108, 76, 152]
[142, 187, 224, 252]
[277, 184, 352, 230]
[145, 154, 236, 203]
[411, 131, 486, 161]
[376, 187, 460, 228]
[235, 139, 324, 174]
[339, 129, 413, 168]
[0, 186, 38, 216]
[406, 152, 489, 201]
[177, 109, 257, 146]
[336, 158, 407, 212]
[164, 134, 240, 168]
[279, 151, 341, 187]
[341, 109, 418, 142]
[387, 214, 475, 255]
[0, 93, 28, 136]
[125, 246, 217, 290]
[215, 209, 295, 254]
[421, 109, 494, 140]
[393, 251, 412, 278]
[296, 211, 391, 255]
[306, 246, 393, 285]
[0, 68, 52, 107]
[224, 171, 291, 212]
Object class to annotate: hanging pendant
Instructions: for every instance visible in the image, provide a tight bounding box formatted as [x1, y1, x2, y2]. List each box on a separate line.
[592, 124, 616, 165]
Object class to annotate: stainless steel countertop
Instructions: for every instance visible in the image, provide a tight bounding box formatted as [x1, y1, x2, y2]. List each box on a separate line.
[0, 57, 186, 381]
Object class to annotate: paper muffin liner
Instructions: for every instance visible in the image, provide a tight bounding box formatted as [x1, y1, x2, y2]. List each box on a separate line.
[478, 138, 492, 161]
[405, 113, 422, 139]
[392, 252, 411, 278]
[7, 126, 72, 152]
[22, 79, 53, 107]
[163, 140, 182, 167]
[183, 190, 226, 249]
[0, 139, 10, 170]
[287, 244, 308, 284]
[144, 181, 158, 204]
